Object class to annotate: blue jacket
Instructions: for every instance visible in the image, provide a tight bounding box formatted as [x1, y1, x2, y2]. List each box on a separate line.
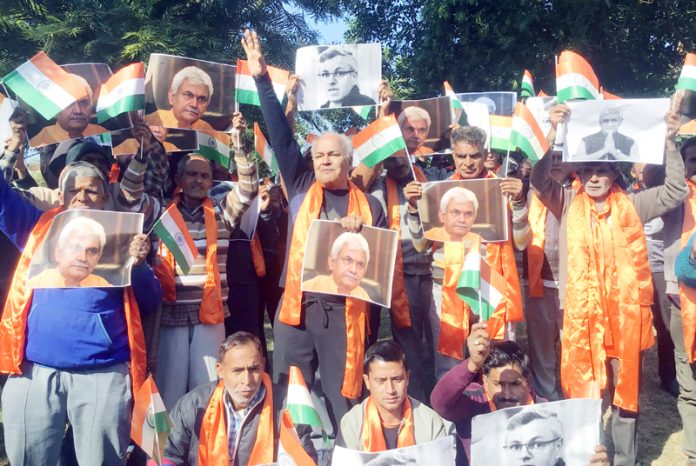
[0, 176, 161, 369]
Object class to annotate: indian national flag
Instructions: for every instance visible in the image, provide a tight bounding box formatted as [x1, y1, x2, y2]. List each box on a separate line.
[600, 87, 621, 100]
[456, 246, 506, 321]
[153, 204, 198, 275]
[444, 81, 467, 125]
[351, 105, 373, 119]
[287, 366, 324, 430]
[254, 122, 279, 175]
[96, 63, 145, 123]
[196, 130, 231, 168]
[676, 53, 696, 92]
[235, 59, 289, 106]
[131, 376, 172, 464]
[556, 50, 600, 103]
[520, 70, 535, 98]
[2, 51, 89, 120]
[352, 115, 407, 168]
[278, 410, 318, 466]
[510, 102, 548, 164]
[489, 115, 512, 152]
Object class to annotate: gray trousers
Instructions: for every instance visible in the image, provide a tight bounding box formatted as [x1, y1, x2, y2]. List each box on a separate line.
[606, 357, 640, 466]
[390, 273, 434, 401]
[2, 362, 132, 466]
[670, 304, 696, 463]
[525, 286, 563, 400]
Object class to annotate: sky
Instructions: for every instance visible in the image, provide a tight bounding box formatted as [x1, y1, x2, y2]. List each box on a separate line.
[314, 17, 348, 44]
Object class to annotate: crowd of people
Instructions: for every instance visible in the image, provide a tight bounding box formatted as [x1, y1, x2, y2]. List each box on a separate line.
[0, 29, 694, 466]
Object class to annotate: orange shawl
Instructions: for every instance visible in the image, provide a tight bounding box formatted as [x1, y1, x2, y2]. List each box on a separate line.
[438, 172, 523, 359]
[561, 186, 654, 412]
[0, 207, 148, 393]
[384, 167, 427, 329]
[278, 181, 372, 398]
[198, 373, 274, 466]
[526, 192, 548, 298]
[360, 396, 415, 452]
[154, 196, 224, 324]
[679, 181, 696, 362]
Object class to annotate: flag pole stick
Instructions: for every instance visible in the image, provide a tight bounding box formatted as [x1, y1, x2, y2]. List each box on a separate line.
[476, 241, 485, 321]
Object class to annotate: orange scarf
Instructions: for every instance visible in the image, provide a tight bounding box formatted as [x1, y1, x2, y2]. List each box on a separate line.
[384, 167, 427, 329]
[0, 207, 147, 393]
[561, 186, 654, 412]
[250, 232, 266, 278]
[278, 181, 372, 398]
[438, 172, 523, 359]
[679, 181, 696, 363]
[526, 192, 548, 298]
[198, 373, 274, 466]
[154, 196, 224, 324]
[359, 396, 415, 452]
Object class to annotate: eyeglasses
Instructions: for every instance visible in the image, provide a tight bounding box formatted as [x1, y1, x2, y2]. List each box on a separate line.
[317, 70, 355, 80]
[339, 255, 366, 271]
[504, 438, 560, 455]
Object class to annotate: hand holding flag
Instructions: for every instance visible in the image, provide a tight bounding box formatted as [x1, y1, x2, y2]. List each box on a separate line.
[152, 204, 199, 275]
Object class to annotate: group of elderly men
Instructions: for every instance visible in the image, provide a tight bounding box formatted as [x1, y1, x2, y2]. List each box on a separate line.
[0, 27, 694, 466]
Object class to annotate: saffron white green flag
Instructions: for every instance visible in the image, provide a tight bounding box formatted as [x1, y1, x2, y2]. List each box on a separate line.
[489, 115, 512, 152]
[254, 122, 279, 175]
[351, 105, 373, 119]
[278, 410, 318, 466]
[676, 53, 696, 92]
[556, 50, 600, 103]
[287, 366, 324, 430]
[152, 204, 198, 275]
[444, 81, 467, 125]
[130, 376, 172, 464]
[235, 59, 289, 106]
[352, 115, 407, 168]
[196, 130, 231, 168]
[2, 51, 89, 120]
[510, 102, 548, 164]
[456, 244, 506, 321]
[96, 63, 145, 123]
[520, 70, 534, 98]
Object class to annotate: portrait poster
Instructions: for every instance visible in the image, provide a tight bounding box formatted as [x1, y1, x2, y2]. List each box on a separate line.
[110, 126, 198, 156]
[461, 102, 490, 148]
[390, 96, 453, 156]
[524, 96, 557, 138]
[27, 210, 144, 288]
[208, 181, 261, 242]
[332, 436, 456, 466]
[144, 54, 236, 132]
[471, 399, 602, 466]
[416, 179, 508, 243]
[21, 63, 132, 148]
[456, 91, 517, 117]
[300, 220, 398, 307]
[563, 98, 670, 164]
[0, 93, 18, 144]
[295, 43, 381, 111]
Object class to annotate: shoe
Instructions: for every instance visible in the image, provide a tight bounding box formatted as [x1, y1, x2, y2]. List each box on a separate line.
[660, 379, 680, 398]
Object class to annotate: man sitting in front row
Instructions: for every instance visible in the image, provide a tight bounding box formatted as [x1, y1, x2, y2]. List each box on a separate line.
[336, 340, 448, 451]
[430, 322, 610, 466]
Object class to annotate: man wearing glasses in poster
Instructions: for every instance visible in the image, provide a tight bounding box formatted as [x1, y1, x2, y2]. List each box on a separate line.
[318, 47, 377, 109]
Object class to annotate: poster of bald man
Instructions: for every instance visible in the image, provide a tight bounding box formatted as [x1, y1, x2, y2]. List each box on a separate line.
[300, 220, 398, 307]
[331, 436, 456, 466]
[144, 54, 236, 132]
[471, 399, 601, 466]
[417, 179, 508, 243]
[26, 210, 144, 288]
[295, 43, 381, 111]
[20, 63, 131, 148]
[456, 92, 517, 117]
[563, 98, 670, 164]
[390, 96, 453, 156]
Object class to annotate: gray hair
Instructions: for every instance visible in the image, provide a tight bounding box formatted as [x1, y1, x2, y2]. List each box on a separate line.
[58, 161, 108, 195]
[318, 47, 358, 71]
[398, 106, 432, 128]
[330, 232, 370, 266]
[58, 216, 107, 251]
[170, 66, 214, 99]
[440, 186, 478, 214]
[599, 107, 623, 122]
[451, 125, 487, 150]
[69, 73, 93, 102]
[311, 132, 354, 162]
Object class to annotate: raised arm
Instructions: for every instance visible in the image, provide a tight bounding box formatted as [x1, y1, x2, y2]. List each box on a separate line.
[222, 112, 259, 229]
[403, 180, 430, 252]
[500, 177, 531, 250]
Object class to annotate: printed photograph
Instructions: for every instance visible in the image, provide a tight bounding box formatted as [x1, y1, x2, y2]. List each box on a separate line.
[456, 91, 517, 117]
[390, 96, 453, 156]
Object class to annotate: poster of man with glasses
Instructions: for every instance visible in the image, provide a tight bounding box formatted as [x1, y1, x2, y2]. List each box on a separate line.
[295, 43, 381, 111]
[300, 220, 398, 307]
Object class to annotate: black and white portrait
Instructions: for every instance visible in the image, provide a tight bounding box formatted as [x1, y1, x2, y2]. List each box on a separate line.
[456, 91, 517, 117]
[332, 436, 456, 466]
[295, 44, 381, 111]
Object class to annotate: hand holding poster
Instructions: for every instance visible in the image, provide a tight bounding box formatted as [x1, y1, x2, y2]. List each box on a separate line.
[27, 210, 144, 288]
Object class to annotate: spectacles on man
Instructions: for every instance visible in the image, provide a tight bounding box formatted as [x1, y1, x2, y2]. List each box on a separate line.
[317, 70, 355, 80]
[503, 437, 560, 455]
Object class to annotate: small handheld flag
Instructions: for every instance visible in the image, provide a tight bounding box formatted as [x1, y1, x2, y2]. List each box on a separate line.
[254, 122, 279, 175]
[510, 102, 549, 164]
[352, 114, 407, 168]
[555, 50, 600, 103]
[96, 63, 145, 123]
[351, 105, 373, 119]
[131, 376, 172, 465]
[235, 59, 289, 106]
[444, 81, 468, 125]
[152, 204, 199, 275]
[278, 410, 318, 466]
[456, 241, 506, 321]
[489, 115, 513, 152]
[196, 130, 231, 168]
[676, 53, 696, 93]
[520, 70, 535, 98]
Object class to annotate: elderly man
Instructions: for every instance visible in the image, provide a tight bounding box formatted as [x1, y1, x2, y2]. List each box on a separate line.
[404, 126, 528, 380]
[0, 161, 161, 465]
[145, 66, 216, 131]
[28, 216, 110, 288]
[303, 231, 372, 300]
[163, 332, 281, 466]
[575, 107, 638, 161]
[398, 106, 433, 157]
[336, 340, 447, 451]
[431, 323, 610, 466]
[29, 74, 108, 147]
[531, 105, 687, 466]
[318, 47, 376, 108]
[243, 29, 387, 434]
[427, 186, 479, 243]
